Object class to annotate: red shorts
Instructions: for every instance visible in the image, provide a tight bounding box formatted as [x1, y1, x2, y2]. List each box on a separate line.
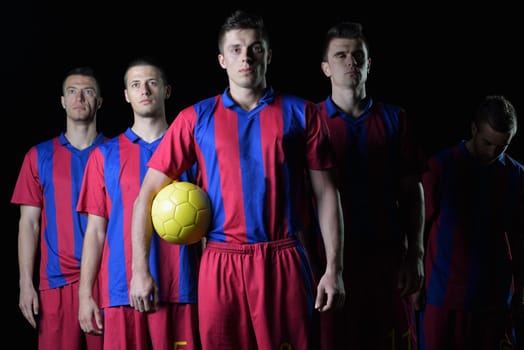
[198, 238, 315, 349]
[318, 253, 416, 350]
[419, 304, 513, 350]
[103, 303, 199, 350]
[39, 281, 103, 350]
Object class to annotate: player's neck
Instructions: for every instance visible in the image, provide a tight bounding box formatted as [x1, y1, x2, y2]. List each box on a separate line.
[64, 122, 98, 150]
[228, 82, 267, 112]
[131, 115, 168, 143]
[332, 86, 367, 117]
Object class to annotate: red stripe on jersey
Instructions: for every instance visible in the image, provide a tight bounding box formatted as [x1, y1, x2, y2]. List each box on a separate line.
[213, 104, 247, 243]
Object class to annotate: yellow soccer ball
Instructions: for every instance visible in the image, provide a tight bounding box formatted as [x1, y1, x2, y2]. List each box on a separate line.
[151, 181, 211, 244]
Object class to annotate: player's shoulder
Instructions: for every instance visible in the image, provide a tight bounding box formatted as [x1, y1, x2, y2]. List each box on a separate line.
[503, 153, 524, 171]
[181, 94, 219, 116]
[275, 92, 321, 115]
[429, 142, 462, 164]
[194, 94, 219, 107]
[278, 91, 309, 103]
[375, 100, 404, 115]
[94, 133, 123, 154]
[35, 134, 60, 147]
[102, 133, 122, 145]
[31, 134, 63, 155]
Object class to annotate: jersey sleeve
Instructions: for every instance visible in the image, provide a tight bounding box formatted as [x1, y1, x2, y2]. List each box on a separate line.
[305, 100, 335, 170]
[148, 106, 198, 179]
[76, 148, 108, 218]
[11, 146, 43, 207]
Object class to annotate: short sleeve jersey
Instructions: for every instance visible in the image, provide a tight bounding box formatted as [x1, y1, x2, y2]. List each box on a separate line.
[148, 87, 334, 244]
[76, 128, 200, 308]
[11, 132, 107, 290]
[423, 141, 524, 310]
[317, 97, 426, 254]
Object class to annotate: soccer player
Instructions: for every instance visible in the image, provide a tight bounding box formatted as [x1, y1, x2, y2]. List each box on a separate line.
[77, 57, 201, 349]
[418, 95, 524, 349]
[11, 66, 105, 350]
[315, 21, 426, 349]
[130, 10, 345, 350]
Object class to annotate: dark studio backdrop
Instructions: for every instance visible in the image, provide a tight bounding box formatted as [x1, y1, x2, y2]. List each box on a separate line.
[4, 2, 523, 347]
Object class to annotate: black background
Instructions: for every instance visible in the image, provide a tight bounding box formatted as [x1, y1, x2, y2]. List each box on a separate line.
[5, 2, 523, 347]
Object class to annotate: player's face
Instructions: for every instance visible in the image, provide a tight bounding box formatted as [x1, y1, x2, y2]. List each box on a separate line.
[322, 38, 370, 90]
[218, 28, 271, 90]
[470, 121, 514, 165]
[61, 74, 102, 123]
[124, 65, 170, 119]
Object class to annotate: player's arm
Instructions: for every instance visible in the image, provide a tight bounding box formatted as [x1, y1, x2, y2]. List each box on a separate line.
[509, 180, 524, 318]
[130, 167, 172, 313]
[309, 168, 345, 312]
[78, 214, 106, 335]
[17, 205, 41, 329]
[398, 174, 425, 297]
[510, 230, 524, 316]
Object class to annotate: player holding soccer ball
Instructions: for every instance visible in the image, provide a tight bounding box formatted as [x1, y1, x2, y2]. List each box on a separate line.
[131, 10, 345, 350]
[77, 57, 201, 349]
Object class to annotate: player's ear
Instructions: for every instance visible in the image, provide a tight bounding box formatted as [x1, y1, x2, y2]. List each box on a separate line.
[165, 85, 172, 100]
[321, 61, 331, 78]
[471, 121, 478, 136]
[218, 54, 226, 69]
[97, 97, 103, 109]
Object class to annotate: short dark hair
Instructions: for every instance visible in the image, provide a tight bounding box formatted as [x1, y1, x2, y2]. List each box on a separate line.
[217, 10, 269, 54]
[123, 56, 168, 87]
[321, 22, 369, 62]
[475, 95, 517, 134]
[62, 66, 101, 95]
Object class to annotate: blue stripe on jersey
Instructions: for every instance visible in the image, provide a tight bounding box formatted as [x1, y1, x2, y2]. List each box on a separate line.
[36, 140, 64, 287]
[236, 107, 267, 243]
[193, 97, 227, 242]
[102, 137, 129, 305]
[141, 139, 161, 292]
[296, 241, 315, 319]
[178, 244, 198, 300]
[381, 105, 401, 240]
[71, 143, 95, 266]
[350, 115, 372, 239]
[428, 150, 456, 306]
[281, 96, 306, 239]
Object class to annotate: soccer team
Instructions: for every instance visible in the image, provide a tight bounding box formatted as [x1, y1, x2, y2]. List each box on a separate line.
[11, 9, 524, 350]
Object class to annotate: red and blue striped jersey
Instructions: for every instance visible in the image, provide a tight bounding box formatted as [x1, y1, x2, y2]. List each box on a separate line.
[318, 97, 426, 255]
[423, 141, 524, 310]
[148, 87, 334, 244]
[76, 128, 200, 308]
[11, 132, 107, 290]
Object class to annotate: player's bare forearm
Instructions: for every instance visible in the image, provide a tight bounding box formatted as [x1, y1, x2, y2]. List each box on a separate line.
[399, 177, 425, 295]
[309, 169, 345, 311]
